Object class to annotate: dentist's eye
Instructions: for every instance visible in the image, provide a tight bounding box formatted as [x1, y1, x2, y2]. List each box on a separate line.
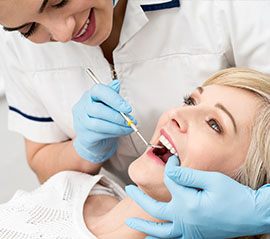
[183, 95, 196, 106]
[52, 0, 69, 9]
[20, 23, 38, 38]
[20, 0, 69, 38]
[206, 119, 223, 134]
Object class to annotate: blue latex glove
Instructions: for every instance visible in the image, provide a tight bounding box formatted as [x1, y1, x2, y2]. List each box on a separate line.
[73, 80, 135, 163]
[126, 155, 270, 239]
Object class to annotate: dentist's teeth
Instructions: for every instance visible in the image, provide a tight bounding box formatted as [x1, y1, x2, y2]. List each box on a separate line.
[76, 19, 90, 38]
[159, 135, 178, 156]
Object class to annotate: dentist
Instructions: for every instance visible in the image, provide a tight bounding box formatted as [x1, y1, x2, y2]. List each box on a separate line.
[1, 0, 270, 238]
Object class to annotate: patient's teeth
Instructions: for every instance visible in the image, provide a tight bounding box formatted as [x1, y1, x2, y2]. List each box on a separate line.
[170, 148, 176, 154]
[160, 135, 166, 142]
[164, 141, 170, 148]
[159, 135, 178, 156]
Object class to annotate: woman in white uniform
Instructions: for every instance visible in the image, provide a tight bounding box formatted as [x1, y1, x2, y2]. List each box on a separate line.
[1, 0, 270, 238]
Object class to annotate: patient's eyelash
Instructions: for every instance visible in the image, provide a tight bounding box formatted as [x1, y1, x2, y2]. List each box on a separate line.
[206, 118, 223, 134]
[183, 95, 196, 106]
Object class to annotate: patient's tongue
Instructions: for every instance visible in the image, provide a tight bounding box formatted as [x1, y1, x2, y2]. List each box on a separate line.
[153, 147, 167, 155]
[153, 146, 173, 164]
[161, 151, 173, 163]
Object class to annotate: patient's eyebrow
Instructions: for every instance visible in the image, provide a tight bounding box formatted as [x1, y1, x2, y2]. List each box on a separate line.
[2, 0, 48, 31]
[215, 103, 237, 133]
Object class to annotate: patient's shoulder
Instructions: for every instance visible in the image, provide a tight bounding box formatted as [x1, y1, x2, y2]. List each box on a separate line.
[0, 171, 102, 238]
[39, 171, 103, 200]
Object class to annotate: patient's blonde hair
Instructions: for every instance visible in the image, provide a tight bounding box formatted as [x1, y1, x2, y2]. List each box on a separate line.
[203, 68, 270, 239]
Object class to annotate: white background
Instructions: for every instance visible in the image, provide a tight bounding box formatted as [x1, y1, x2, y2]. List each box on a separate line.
[0, 80, 38, 203]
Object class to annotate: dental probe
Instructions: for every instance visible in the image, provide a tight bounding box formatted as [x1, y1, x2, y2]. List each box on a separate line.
[86, 68, 163, 149]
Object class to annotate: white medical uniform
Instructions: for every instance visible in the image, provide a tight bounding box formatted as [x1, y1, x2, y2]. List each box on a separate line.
[1, 0, 270, 183]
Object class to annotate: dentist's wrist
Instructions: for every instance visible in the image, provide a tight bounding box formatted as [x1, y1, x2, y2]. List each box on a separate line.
[73, 138, 117, 164]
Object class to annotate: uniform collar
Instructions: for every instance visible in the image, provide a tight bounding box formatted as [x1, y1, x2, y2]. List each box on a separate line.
[117, 0, 180, 48]
[140, 0, 180, 12]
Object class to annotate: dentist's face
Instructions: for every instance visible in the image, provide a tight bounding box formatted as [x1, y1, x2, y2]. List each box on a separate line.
[128, 84, 260, 202]
[0, 0, 113, 45]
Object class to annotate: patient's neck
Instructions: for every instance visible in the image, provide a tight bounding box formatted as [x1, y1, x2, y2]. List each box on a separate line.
[83, 194, 159, 239]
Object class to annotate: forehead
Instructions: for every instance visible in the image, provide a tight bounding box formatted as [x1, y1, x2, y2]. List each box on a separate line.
[0, 0, 39, 27]
[201, 84, 258, 104]
[200, 84, 260, 130]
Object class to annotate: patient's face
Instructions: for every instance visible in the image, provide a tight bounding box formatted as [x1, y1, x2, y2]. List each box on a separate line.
[128, 84, 260, 201]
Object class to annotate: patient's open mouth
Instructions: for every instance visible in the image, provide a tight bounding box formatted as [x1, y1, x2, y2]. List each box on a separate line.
[152, 134, 178, 164]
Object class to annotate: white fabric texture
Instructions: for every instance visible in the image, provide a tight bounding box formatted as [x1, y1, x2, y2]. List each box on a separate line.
[0, 171, 126, 239]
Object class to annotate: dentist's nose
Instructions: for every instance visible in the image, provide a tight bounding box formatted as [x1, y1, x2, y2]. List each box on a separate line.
[45, 17, 75, 42]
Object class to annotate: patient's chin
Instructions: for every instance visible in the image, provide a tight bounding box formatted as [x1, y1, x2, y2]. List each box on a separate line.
[140, 185, 171, 202]
[128, 156, 171, 202]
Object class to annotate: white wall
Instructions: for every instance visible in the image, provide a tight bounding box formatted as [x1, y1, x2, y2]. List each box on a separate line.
[0, 95, 38, 203]
[0, 77, 4, 97]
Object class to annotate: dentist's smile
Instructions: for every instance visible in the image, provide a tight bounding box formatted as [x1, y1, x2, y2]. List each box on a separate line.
[72, 9, 96, 42]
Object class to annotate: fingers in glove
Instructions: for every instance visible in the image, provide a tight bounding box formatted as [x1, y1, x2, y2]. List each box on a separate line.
[91, 84, 132, 113]
[108, 80, 121, 93]
[126, 218, 176, 238]
[86, 101, 137, 126]
[80, 119, 134, 138]
[166, 158, 224, 191]
[163, 156, 195, 196]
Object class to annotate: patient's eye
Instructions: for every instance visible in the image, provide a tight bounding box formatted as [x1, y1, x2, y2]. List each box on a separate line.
[183, 95, 196, 106]
[206, 118, 223, 134]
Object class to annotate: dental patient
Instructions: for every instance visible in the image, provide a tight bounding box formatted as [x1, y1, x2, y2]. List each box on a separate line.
[0, 68, 269, 239]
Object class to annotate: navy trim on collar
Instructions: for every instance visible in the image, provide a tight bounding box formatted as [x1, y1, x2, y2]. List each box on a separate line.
[141, 0, 180, 12]
[9, 106, 54, 122]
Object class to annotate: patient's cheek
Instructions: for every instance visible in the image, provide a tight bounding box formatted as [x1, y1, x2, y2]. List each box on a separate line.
[144, 186, 171, 202]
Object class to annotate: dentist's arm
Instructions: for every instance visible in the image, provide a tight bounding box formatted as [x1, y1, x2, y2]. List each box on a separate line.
[126, 156, 270, 239]
[26, 139, 101, 183]
[27, 80, 134, 183]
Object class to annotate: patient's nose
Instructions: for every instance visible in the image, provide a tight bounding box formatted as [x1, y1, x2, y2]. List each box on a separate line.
[168, 108, 188, 133]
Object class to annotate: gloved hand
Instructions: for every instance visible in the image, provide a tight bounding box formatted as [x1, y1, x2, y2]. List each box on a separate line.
[73, 80, 135, 163]
[125, 155, 270, 239]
